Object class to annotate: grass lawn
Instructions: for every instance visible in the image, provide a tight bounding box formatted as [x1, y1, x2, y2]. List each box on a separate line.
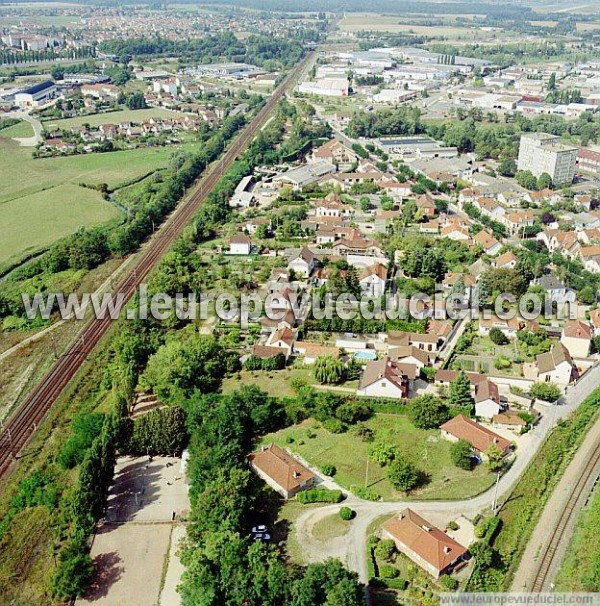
[261, 414, 496, 501]
[221, 366, 316, 398]
[0, 120, 34, 138]
[311, 512, 352, 542]
[0, 183, 120, 265]
[42, 108, 187, 130]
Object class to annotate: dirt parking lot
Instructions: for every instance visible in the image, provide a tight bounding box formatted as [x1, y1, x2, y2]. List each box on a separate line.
[77, 456, 189, 606]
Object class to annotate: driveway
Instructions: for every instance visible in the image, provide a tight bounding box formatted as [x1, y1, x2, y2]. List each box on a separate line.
[4, 110, 43, 146]
[293, 364, 600, 583]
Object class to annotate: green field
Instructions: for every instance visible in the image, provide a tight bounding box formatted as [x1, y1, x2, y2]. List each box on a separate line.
[0, 125, 198, 264]
[0, 184, 120, 265]
[43, 108, 187, 130]
[0, 121, 34, 138]
[261, 414, 496, 501]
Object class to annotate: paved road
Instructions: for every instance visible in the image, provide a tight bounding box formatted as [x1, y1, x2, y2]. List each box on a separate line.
[293, 363, 600, 583]
[4, 110, 43, 146]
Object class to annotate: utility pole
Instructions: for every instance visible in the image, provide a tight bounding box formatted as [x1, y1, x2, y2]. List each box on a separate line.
[492, 471, 501, 515]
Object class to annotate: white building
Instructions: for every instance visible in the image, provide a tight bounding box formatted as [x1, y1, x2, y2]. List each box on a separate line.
[229, 234, 251, 255]
[298, 78, 349, 97]
[517, 133, 578, 186]
[15, 80, 57, 107]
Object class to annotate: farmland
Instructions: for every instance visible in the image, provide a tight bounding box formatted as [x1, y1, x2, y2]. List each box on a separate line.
[338, 14, 478, 38]
[0, 126, 198, 264]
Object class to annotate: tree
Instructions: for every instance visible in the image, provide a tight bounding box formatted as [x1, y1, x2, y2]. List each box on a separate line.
[367, 443, 398, 466]
[339, 506, 354, 521]
[469, 541, 494, 568]
[484, 443, 504, 472]
[516, 170, 538, 191]
[139, 334, 229, 401]
[579, 286, 596, 305]
[537, 172, 553, 190]
[531, 382, 561, 403]
[51, 539, 94, 599]
[450, 439, 473, 470]
[489, 327, 509, 346]
[498, 157, 516, 177]
[387, 455, 420, 492]
[128, 406, 188, 455]
[448, 371, 475, 416]
[313, 355, 346, 385]
[407, 394, 450, 429]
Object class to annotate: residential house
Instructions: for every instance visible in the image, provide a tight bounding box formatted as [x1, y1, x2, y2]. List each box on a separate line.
[266, 327, 297, 357]
[356, 357, 410, 399]
[492, 251, 518, 269]
[479, 315, 520, 338]
[314, 192, 353, 218]
[473, 230, 502, 256]
[359, 263, 387, 298]
[590, 308, 600, 336]
[580, 245, 600, 273]
[293, 342, 341, 364]
[560, 320, 593, 358]
[474, 379, 502, 420]
[229, 234, 252, 255]
[382, 509, 468, 579]
[535, 343, 574, 385]
[311, 139, 358, 170]
[493, 411, 528, 432]
[288, 247, 316, 278]
[533, 275, 577, 306]
[248, 444, 315, 499]
[440, 415, 512, 458]
[441, 225, 471, 242]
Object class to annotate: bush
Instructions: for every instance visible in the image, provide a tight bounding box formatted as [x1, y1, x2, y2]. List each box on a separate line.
[450, 439, 473, 470]
[339, 506, 354, 520]
[440, 575, 458, 590]
[378, 564, 399, 579]
[322, 418, 346, 434]
[321, 464, 337, 476]
[296, 488, 343, 504]
[387, 456, 420, 492]
[350, 485, 380, 501]
[447, 520, 459, 531]
[384, 577, 407, 590]
[489, 327, 509, 345]
[375, 538, 396, 562]
[530, 382, 561, 403]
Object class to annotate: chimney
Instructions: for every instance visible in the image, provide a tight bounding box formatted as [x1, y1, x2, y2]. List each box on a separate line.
[293, 471, 301, 479]
[422, 525, 431, 532]
[444, 546, 451, 555]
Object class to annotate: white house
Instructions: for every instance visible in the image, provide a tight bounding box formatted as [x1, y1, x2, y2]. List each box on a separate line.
[535, 344, 574, 385]
[474, 379, 502, 420]
[229, 234, 252, 255]
[560, 320, 593, 359]
[357, 357, 409, 399]
[359, 263, 387, 298]
[288, 247, 316, 278]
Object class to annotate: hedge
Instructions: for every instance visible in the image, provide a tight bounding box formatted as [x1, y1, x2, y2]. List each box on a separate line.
[297, 488, 343, 504]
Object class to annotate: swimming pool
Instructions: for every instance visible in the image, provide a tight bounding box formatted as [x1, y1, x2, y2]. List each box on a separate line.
[354, 350, 377, 361]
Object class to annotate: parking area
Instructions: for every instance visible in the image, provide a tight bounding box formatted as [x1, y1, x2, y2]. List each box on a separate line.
[77, 456, 189, 606]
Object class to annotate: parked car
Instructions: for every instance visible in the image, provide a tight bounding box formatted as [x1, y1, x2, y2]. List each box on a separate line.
[252, 525, 267, 534]
[253, 533, 271, 541]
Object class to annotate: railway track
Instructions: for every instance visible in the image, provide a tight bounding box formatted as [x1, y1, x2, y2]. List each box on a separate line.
[0, 52, 314, 480]
[530, 437, 600, 591]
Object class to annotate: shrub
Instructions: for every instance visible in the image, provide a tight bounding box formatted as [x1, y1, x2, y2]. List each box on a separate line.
[489, 327, 509, 345]
[387, 456, 420, 492]
[384, 577, 407, 590]
[350, 485, 380, 501]
[297, 488, 343, 504]
[450, 439, 473, 470]
[378, 564, 399, 579]
[322, 418, 346, 434]
[447, 521, 459, 531]
[339, 506, 354, 521]
[440, 575, 458, 591]
[530, 382, 561, 403]
[375, 538, 396, 562]
[321, 464, 337, 476]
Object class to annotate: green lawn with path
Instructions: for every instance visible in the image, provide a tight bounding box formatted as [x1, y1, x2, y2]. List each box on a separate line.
[261, 414, 496, 501]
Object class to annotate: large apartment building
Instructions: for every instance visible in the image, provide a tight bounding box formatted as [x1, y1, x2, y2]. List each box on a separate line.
[517, 133, 578, 186]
